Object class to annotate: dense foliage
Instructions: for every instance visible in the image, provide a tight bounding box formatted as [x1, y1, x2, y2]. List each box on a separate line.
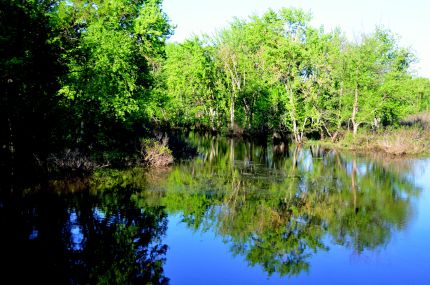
[2, 2, 430, 169]
[159, 9, 430, 142]
[1, 0, 172, 170]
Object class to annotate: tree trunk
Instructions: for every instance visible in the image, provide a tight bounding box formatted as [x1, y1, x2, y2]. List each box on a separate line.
[331, 131, 339, 143]
[352, 122, 359, 136]
[242, 98, 251, 130]
[230, 93, 235, 131]
[221, 46, 240, 133]
[373, 117, 380, 130]
[285, 83, 300, 143]
[351, 84, 359, 136]
[334, 83, 343, 139]
[209, 106, 216, 131]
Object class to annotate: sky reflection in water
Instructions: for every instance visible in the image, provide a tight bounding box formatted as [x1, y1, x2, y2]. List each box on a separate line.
[1, 134, 429, 284]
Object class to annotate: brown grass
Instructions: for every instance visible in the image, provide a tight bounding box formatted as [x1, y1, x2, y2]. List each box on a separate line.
[401, 112, 430, 130]
[322, 126, 430, 156]
[47, 149, 104, 173]
[374, 128, 428, 155]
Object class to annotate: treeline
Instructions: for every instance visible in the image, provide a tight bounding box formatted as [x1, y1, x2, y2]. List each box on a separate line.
[2, 2, 430, 169]
[158, 9, 430, 142]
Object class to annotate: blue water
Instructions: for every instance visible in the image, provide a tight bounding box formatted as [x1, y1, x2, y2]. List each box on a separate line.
[164, 158, 430, 284]
[1, 136, 429, 284]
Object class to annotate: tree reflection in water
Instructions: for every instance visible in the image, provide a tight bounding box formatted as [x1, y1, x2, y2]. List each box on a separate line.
[0, 175, 169, 285]
[0, 133, 420, 282]
[148, 133, 418, 277]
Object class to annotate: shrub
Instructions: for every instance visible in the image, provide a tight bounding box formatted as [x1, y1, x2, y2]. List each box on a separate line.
[140, 136, 174, 167]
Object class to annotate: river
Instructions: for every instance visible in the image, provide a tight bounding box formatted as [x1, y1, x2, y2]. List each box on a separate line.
[1, 133, 429, 284]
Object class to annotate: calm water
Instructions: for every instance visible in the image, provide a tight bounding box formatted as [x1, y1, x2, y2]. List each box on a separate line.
[1, 134, 429, 284]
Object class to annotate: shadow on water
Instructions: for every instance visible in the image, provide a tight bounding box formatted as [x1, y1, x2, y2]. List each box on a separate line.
[0, 133, 422, 283]
[0, 175, 169, 285]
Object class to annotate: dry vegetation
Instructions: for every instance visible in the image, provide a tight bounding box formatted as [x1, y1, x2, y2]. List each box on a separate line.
[372, 128, 429, 155]
[323, 113, 430, 156]
[43, 134, 179, 175]
[46, 149, 104, 173]
[140, 136, 174, 167]
[401, 112, 430, 130]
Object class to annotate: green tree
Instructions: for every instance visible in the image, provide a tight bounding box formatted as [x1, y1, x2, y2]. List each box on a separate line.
[260, 8, 314, 143]
[343, 29, 414, 134]
[162, 38, 220, 129]
[55, 0, 172, 144]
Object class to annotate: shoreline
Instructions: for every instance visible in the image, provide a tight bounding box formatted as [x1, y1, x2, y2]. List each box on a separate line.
[309, 129, 430, 158]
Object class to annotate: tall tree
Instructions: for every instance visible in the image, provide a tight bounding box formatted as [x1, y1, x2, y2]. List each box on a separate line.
[261, 8, 313, 143]
[56, 0, 172, 144]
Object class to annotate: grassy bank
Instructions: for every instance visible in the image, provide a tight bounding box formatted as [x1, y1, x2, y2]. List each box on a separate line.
[320, 128, 429, 156]
[314, 113, 430, 156]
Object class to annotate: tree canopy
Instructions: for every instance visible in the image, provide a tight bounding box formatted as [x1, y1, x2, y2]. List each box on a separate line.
[158, 8, 430, 142]
[2, 3, 430, 168]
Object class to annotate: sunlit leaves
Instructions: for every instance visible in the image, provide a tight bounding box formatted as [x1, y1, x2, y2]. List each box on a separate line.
[160, 7, 430, 137]
[56, 0, 172, 122]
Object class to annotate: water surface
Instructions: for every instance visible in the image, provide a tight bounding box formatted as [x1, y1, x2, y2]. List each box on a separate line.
[1, 134, 429, 284]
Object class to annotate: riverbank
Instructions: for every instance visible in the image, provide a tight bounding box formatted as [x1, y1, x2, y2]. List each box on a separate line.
[314, 127, 430, 157]
[4, 124, 429, 190]
[46, 126, 430, 173]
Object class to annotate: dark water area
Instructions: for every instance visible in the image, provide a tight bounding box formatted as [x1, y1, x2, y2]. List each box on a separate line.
[1, 133, 429, 284]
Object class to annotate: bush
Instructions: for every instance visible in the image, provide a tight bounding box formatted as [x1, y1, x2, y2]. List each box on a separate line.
[140, 136, 174, 167]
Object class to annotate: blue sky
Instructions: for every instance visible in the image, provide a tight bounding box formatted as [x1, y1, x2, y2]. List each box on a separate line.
[163, 0, 430, 78]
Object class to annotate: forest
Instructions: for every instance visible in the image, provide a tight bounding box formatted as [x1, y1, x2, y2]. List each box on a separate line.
[2, 0, 430, 174]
